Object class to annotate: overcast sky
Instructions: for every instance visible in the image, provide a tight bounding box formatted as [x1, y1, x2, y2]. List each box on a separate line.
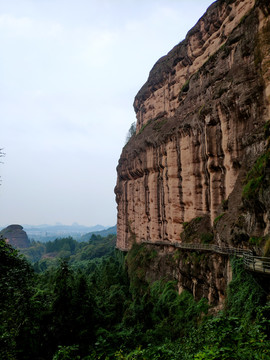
[0, 0, 214, 227]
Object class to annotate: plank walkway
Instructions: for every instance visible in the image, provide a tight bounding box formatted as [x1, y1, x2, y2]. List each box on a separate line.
[141, 240, 270, 275]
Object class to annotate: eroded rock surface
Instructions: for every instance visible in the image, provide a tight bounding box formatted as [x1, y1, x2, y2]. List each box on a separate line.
[0, 224, 31, 249]
[115, 0, 270, 252]
[142, 244, 232, 308]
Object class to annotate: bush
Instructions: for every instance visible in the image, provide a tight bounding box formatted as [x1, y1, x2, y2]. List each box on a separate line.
[226, 257, 265, 320]
[125, 122, 136, 143]
[200, 233, 214, 244]
[242, 149, 270, 200]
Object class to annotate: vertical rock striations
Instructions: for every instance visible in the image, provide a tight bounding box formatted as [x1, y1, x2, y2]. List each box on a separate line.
[115, 0, 270, 251]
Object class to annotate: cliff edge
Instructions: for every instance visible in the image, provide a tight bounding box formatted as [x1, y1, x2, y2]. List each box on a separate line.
[115, 0, 270, 251]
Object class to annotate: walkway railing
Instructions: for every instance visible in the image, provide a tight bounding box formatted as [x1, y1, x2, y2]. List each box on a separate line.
[142, 239, 252, 256]
[243, 254, 270, 274]
[142, 239, 270, 275]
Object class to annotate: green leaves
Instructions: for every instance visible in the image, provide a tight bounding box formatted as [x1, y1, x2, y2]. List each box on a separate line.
[0, 238, 36, 359]
[226, 257, 265, 321]
[242, 149, 270, 200]
[2, 237, 270, 360]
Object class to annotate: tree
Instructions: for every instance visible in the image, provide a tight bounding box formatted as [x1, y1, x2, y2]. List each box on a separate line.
[0, 238, 35, 359]
[125, 122, 136, 144]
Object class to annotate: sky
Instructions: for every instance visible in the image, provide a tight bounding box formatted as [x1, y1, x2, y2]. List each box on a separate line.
[0, 0, 214, 227]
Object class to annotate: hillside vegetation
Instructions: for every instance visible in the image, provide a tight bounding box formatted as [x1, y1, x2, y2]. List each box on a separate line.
[1, 238, 270, 359]
[18, 234, 116, 271]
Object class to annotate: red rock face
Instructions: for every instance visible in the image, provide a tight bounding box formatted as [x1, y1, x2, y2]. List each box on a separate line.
[0, 224, 30, 249]
[115, 0, 270, 251]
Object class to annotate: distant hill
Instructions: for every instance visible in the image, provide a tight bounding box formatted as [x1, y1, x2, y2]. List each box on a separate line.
[0, 223, 117, 245]
[79, 225, 117, 242]
[5, 224, 112, 242]
[17, 232, 117, 269]
[0, 224, 31, 249]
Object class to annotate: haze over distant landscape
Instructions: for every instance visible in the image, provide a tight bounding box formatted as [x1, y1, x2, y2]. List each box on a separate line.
[0, 0, 214, 227]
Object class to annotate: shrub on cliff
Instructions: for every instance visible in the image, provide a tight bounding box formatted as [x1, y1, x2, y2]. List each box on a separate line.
[125, 122, 136, 144]
[242, 148, 270, 201]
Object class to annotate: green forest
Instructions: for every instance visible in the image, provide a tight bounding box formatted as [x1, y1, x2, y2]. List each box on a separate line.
[1, 235, 270, 360]
[20, 234, 117, 271]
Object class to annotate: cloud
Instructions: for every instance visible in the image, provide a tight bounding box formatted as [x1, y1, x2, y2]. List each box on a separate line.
[0, 14, 32, 32]
[0, 14, 64, 39]
[72, 29, 117, 68]
[0, 0, 214, 226]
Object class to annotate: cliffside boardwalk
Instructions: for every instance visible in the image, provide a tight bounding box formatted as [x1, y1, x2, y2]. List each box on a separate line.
[115, 0, 270, 307]
[141, 240, 270, 275]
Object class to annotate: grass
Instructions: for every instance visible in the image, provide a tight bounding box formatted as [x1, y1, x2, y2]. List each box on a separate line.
[214, 213, 225, 225]
[138, 121, 150, 135]
[248, 236, 263, 246]
[153, 118, 167, 132]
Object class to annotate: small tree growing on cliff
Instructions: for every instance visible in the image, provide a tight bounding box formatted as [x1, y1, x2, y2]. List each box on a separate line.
[125, 122, 136, 144]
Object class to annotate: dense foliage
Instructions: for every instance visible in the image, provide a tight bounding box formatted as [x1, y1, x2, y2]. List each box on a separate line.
[19, 234, 116, 271]
[1, 239, 270, 359]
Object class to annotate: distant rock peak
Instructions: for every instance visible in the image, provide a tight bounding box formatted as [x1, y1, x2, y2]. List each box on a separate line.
[0, 224, 30, 249]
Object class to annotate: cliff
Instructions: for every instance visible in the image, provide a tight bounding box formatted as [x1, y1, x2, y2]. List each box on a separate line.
[0, 224, 31, 249]
[115, 0, 270, 306]
[115, 0, 270, 251]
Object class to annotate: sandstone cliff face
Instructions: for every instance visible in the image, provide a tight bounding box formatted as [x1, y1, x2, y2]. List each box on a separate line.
[0, 224, 31, 249]
[134, 0, 256, 130]
[115, 0, 270, 253]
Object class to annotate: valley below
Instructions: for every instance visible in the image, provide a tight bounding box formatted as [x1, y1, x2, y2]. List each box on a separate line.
[1, 0, 270, 358]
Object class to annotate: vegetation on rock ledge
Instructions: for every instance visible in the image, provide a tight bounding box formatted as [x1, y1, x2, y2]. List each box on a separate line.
[242, 148, 270, 200]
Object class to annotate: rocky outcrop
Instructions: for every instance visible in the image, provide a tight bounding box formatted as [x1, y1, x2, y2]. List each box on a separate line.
[134, 0, 257, 130]
[115, 0, 270, 252]
[141, 243, 232, 308]
[0, 225, 31, 249]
